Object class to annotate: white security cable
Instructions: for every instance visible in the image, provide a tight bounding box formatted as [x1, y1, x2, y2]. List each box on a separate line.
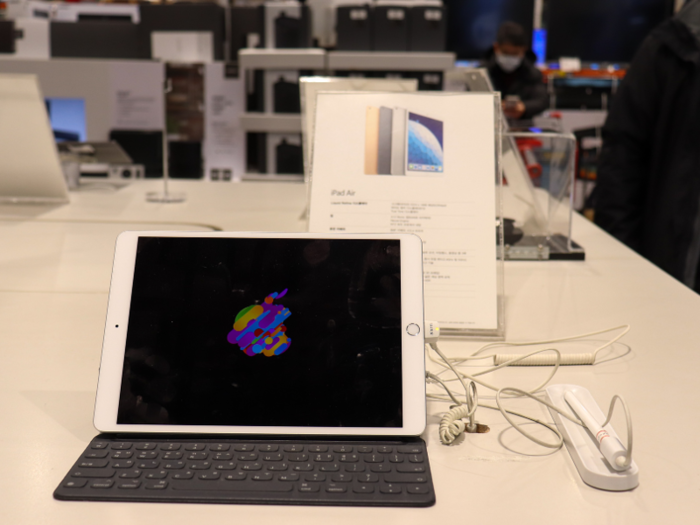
[426, 324, 634, 458]
[489, 325, 630, 366]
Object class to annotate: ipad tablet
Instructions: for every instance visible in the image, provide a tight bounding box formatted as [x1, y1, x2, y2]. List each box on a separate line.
[94, 231, 427, 437]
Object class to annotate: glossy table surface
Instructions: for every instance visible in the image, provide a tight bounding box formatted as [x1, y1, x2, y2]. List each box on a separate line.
[1, 179, 698, 524]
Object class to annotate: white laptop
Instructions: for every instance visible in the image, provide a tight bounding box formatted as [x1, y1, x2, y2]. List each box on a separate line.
[0, 74, 69, 204]
[55, 231, 435, 507]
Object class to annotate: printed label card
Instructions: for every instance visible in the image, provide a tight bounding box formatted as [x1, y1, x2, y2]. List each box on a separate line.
[308, 92, 502, 335]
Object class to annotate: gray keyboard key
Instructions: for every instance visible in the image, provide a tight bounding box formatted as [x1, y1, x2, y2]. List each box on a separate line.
[384, 473, 428, 484]
[356, 473, 379, 483]
[332, 473, 353, 482]
[119, 470, 142, 479]
[171, 480, 293, 492]
[118, 481, 141, 489]
[277, 473, 299, 482]
[379, 483, 402, 494]
[145, 471, 168, 480]
[304, 473, 326, 482]
[145, 481, 168, 490]
[84, 451, 109, 459]
[63, 479, 88, 489]
[407, 484, 430, 494]
[326, 482, 347, 493]
[396, 464, 425, 473]
[78, 460, 108, 468]
[72, 469, 115, 478]
[90, 480, 114, 489]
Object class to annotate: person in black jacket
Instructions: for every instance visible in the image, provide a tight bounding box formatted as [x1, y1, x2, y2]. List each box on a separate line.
[594, 0, 700, 290]
[486, 21, 548, 120]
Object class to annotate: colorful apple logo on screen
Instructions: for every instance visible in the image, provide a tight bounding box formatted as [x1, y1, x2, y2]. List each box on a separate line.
[227, 289, 291, 357]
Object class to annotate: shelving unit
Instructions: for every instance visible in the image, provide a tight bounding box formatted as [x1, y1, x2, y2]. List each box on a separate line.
[326, 51, 455, 71]
[239, 48, 326, 70]
[239, 113, 303, 133]
[239, 48, 457, 179]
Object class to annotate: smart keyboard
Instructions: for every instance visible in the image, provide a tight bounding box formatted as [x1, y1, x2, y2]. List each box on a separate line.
[54, 435, 436, 507]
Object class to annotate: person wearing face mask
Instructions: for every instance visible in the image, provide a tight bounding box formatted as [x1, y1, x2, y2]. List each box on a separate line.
[486, 21, 548, 120]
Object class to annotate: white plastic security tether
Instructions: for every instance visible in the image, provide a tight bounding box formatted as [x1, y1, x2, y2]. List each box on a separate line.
[545, 384, 639, 491]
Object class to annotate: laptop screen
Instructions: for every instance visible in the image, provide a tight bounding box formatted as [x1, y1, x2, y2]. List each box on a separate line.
[117, 237, 404, 429]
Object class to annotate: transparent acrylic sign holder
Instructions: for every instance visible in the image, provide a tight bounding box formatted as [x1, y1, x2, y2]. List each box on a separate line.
[306, 91, 505, 340]
[501, 131, 583, 261]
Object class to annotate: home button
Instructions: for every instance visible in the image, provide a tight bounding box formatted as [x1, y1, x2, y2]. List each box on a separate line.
[406, 323, 421, 336]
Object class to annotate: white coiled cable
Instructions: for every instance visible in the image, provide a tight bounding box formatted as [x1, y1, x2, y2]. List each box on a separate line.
[439, 405, 471, 445]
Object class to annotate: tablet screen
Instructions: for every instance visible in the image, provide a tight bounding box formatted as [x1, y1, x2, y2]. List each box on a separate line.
[117, 237, 403, 428]
[407, 111, 444, 173]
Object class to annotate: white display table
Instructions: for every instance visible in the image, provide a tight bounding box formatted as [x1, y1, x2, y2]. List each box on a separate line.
[1, 179, 698, 524]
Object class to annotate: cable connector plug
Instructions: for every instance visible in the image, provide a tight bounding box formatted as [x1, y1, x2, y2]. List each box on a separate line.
[424, 320, 440, 344]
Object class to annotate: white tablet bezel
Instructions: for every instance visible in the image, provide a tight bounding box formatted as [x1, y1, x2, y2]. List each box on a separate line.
[94, 231, 426, 436]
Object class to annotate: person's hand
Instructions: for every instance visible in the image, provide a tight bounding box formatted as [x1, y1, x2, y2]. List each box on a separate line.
[502, 100, 526, 119]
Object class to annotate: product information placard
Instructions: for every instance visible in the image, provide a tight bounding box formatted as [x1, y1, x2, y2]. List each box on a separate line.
[203, 63, 245, 182]
[109, 62, 164, 131]
[308, 92, 500, 333]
